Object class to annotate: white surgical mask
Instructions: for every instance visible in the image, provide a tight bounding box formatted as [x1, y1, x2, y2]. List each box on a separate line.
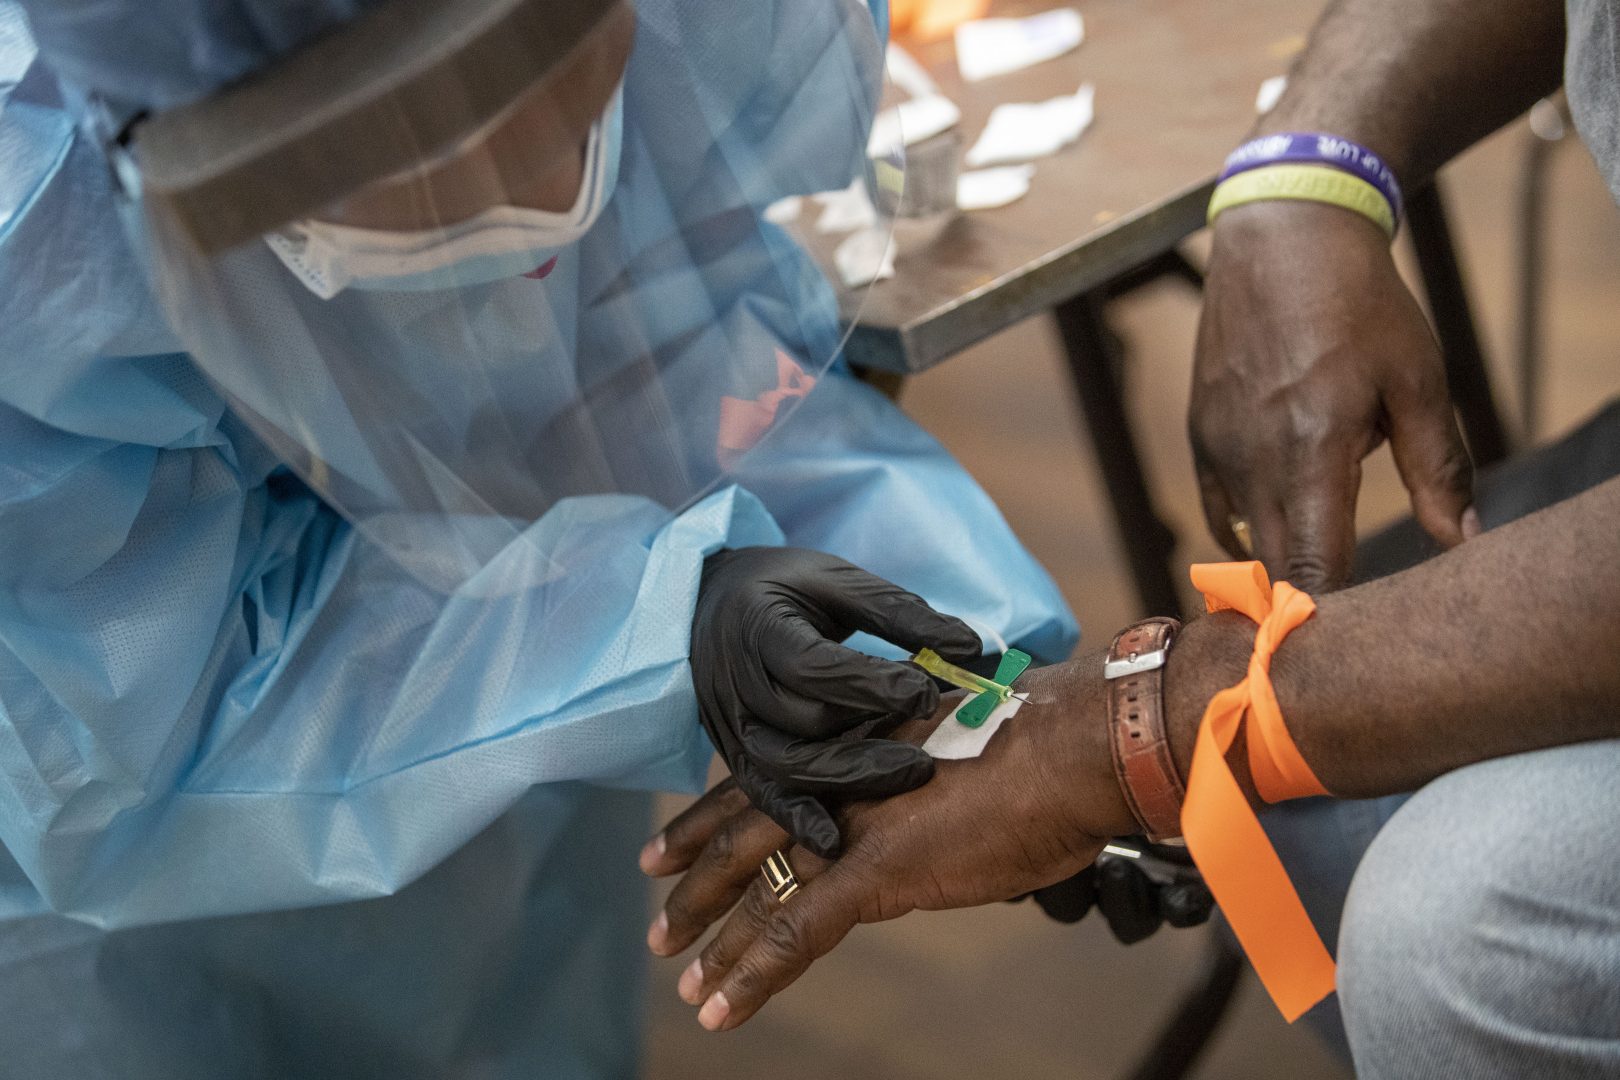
[266, 84, 625, 299]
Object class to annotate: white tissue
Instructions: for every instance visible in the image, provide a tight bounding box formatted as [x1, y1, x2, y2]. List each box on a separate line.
[957, 164, 1035, 210]
[763, 195, 804, 224]
[923, 694, 1024, 760]
[868, 93, 963, 159]
[1256, 75, 1288, 115]
[955, 9, 1084, 83]
[886, 44, 940, 99]
[965, 83, 1094, 168]
[835, 226, 896, 287]
[814, 179, 879, 234]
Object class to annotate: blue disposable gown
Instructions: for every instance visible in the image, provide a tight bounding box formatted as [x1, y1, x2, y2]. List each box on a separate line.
[0, 1, 1078, 1075]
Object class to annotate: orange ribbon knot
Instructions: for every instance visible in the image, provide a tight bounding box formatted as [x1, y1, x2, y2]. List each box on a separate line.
[1182, 561, 1335, 1022]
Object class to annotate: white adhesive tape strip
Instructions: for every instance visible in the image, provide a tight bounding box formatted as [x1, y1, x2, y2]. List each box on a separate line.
[922, 694, 1024, 760]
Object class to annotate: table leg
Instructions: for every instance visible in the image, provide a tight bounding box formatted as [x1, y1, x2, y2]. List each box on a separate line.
[852, 365, 907, 403]
[1102, 249, 1206, 301]
[1515, 120, 1562, 445]
[1053, 291, 1183, 618]
[1406, 182, 1512, 469]
[1121, 929, 1246, 1080]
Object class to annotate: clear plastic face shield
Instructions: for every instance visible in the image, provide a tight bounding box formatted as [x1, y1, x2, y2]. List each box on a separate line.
[114, 0, 903, 595]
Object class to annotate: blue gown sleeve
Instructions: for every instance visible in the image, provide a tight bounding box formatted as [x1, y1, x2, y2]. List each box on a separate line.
[0, 402, 775, 927]
[733, 367, 1081, 666]
[867, 0, 889, 47]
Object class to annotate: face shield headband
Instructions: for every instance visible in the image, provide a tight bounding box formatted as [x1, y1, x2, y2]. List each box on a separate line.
[117, 0, 627, 257]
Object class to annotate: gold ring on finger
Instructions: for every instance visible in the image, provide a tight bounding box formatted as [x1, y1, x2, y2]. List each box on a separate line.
[760, 850, 801, 904]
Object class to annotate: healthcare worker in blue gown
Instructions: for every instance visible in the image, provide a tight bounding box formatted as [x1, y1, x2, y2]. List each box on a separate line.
[0, 0, 1077, 1074]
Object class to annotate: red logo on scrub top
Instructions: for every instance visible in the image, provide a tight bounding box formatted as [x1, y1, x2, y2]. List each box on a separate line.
[524, 256, 560, 280]
[716, 350, 816, 468]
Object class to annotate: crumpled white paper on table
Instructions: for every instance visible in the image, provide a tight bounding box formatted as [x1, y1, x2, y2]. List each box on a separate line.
[886, 43, 940, 99]
[868, 93, 963, 159]
[923, 694, 1024, 760]
[763, 195, 804, 224]
[1256, 74, 1288, 115]
[955, 8, 1084, 82]
[965, 83, 1094, 168]
[957, 164, 1036, 210]
[834, 225, 896, 287]
[813, 178, 879, 234]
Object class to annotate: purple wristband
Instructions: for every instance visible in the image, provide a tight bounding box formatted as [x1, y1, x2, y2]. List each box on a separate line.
[1220, 132, 1404, 224]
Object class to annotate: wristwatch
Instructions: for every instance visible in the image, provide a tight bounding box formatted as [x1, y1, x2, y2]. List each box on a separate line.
[1103, 617, 1185, 841]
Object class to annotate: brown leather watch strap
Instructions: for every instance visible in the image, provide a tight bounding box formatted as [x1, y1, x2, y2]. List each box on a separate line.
[1105, 617, 1184, 841]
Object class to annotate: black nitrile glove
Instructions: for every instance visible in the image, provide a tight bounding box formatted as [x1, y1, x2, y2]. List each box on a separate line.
[1097, 858, 1165, 944]
[691, 546, 982, 858]
[1030, 866, 1099, 924]
[1023, 844, 1216, 943]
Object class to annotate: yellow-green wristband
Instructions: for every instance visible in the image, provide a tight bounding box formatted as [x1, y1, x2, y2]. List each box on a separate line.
[1206, 163, 1397, 239]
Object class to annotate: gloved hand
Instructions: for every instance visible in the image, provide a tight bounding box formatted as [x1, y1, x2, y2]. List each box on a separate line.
[691, 546, 982, 858]
[1025, 845, 1215, 943]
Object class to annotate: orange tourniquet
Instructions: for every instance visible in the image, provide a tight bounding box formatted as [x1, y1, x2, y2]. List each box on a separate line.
[1182, 562, 1335, 1022]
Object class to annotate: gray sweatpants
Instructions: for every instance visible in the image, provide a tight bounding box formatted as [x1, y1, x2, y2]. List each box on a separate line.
[1337, 741, 1620, 1079]
[1264, 400, 1620, 1078]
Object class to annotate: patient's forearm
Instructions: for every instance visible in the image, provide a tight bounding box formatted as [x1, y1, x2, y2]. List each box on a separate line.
[1259, 0, 1565, 187]
[1165, 475, 1620, 800]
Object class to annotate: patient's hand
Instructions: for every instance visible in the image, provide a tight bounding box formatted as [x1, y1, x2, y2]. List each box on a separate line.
[640, 656, 1136, 1031]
